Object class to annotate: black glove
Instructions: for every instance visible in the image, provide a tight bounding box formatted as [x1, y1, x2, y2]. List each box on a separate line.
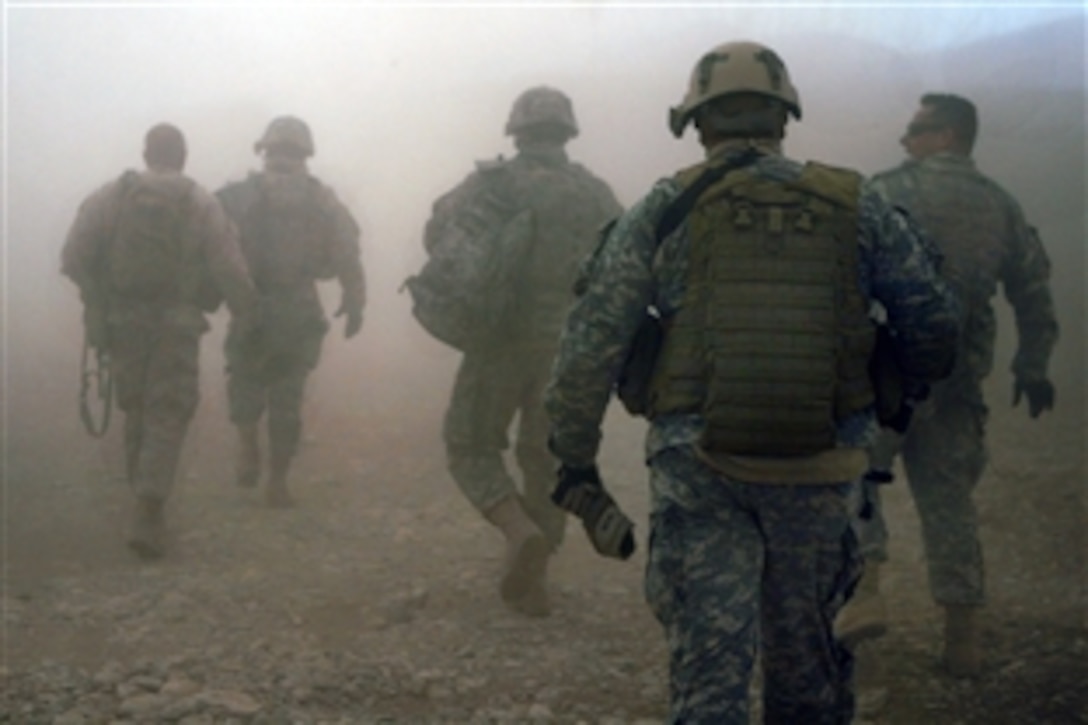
[334, 301, 363, 339]
[1013, 378, 1055, 418]
[552, 464, 636, 560]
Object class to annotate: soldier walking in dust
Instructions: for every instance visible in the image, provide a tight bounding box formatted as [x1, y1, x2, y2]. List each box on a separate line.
[545, 42, 960, 722]
[423, 87, 621, 616]
[216, 116, 367, 508]
[837, 93, 1059, 676]
[62, 123, 260, 559]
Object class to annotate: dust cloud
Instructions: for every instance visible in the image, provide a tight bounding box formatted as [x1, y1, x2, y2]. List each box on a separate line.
[2, 4, 1085, 720]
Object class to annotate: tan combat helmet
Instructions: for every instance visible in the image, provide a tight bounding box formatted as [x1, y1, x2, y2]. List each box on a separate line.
[669, 40, 802, 138]
[504, 86, 579, 138]
[254, 115, 315, 156]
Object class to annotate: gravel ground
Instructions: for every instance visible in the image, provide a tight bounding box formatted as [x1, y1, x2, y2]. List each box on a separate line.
[4, 329, 1085, 724]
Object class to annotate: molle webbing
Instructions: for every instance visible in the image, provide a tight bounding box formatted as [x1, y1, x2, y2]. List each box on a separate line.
[648, 161, 874, 456]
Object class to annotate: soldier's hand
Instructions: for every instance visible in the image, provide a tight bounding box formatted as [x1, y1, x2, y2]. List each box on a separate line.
[1013, 378, 1055, 418]
[552, 463, 636, 560]
[335, 304, 363, 339]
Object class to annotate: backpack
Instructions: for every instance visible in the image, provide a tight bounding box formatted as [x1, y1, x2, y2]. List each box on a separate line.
[242, 172, 336, 290]
[404, 166, 535, 350]
[108, 171, 193, 299]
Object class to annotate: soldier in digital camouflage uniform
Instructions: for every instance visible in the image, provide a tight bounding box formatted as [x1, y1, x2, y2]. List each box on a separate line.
[838, 93, 1059, 677]
[62, 123, 260, 559]
[216, 116, 366, 508]
[427, 87, 622, 616]
[544, 42, 960, 723]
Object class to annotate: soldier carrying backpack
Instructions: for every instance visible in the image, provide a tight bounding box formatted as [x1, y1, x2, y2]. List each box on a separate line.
[61, 123, 260, 559]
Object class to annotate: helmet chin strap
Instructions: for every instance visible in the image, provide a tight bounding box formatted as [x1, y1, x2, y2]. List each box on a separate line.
[697, 107, 785, 139]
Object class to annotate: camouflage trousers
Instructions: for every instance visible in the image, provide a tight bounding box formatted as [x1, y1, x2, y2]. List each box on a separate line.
[646, 446, 860, 725]
[109, 314, 202, 502]
[853, 385, 988, 605]
[443, 343, 566, 546]
[225, 321, 325, 468]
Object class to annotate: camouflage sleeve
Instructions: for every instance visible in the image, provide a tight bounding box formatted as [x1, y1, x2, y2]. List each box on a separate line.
[544, 181, 671, 466]
[327, 192, 366, 313]
[858, 186, 961, 383]
[194, 188, 258, 321]
[60, 180, 120, 304]
[1001, 214, 1059, 381]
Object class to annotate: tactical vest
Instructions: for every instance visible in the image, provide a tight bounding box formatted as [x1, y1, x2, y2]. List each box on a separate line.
[648, 161, 875, 457]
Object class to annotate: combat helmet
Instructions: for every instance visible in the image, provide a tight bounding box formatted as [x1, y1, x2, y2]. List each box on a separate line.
[504, 86, 579, 138]
[254, 115, 315, 156]
[669, 41, 801, 138]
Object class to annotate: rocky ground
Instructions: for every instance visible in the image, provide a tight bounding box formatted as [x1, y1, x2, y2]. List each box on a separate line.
[3, 323, 1085, 724]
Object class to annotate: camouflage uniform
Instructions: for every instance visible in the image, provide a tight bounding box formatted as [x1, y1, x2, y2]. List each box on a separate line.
[546, 139, 960, 724]
[433, 144, 621, 545]
[216, 155, 365, 484]
[62, 169, 258, 503]
[856, 152, 1058, 606]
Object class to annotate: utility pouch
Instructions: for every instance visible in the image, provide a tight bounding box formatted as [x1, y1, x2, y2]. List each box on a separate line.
[615, 307, 664, 416]
[869, 324, 904, 428]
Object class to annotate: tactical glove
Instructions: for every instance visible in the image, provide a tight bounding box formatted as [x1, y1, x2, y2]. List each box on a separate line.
[1013, 378, 1055, 418]
[334, 301, 363, 339]
[552, 464, 636, 560]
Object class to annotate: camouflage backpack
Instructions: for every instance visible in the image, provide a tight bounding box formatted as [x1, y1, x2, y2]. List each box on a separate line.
[108, 170, 194, 299]
[404, 164, 535, 351]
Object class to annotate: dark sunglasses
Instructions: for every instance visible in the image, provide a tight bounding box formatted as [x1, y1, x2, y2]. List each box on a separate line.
[905, 122, 946, 138]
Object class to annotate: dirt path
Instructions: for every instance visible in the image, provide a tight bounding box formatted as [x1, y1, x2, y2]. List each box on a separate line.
[3, 329, 1085, 723]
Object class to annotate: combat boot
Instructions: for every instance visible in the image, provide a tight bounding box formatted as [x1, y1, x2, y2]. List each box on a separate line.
[834, 562, 888, 647]
[235, 423, 260, 489]
[943, 604, 981, 676]
[485, 496, 551, 611]
[127, 497, 166, 560]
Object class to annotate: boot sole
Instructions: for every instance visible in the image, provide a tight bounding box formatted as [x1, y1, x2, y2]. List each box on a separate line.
[500, 534, 550, 604]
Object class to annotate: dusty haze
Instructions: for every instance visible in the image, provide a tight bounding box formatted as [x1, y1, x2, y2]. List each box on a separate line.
[3, 5, 1086, 723]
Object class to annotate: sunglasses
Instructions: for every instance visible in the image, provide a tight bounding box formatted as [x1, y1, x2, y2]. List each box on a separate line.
[905, 122, 946, 138]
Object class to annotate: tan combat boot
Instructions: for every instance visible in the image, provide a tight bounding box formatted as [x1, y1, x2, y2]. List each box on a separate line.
[485, 496, 551, 616]
[235, 423, 261, 489]
[944, 604, 981, 676]
[834, 562, 888, 647]
[127, 497, 166, 560]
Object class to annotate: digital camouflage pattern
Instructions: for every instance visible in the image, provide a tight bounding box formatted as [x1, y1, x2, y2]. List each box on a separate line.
[62, 168, 258, 501]
[435, 144, 621, 542]
[216, 158, 365, 465]
[545, 139, 960, 724]
[856, 151, 1058, 606]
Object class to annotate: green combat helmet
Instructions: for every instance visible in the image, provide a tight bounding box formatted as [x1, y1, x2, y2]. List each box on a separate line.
[504, 86, 579, 138]
[254, 115, 315, 157]
[669, 40, 802, 138]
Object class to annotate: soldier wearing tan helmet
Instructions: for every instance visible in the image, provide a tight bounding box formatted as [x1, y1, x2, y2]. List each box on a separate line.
[61, 124, 260, 559]
[545, 40, 960, 721]
[417, 86, 621, 617]
[216, 116, 366, 508]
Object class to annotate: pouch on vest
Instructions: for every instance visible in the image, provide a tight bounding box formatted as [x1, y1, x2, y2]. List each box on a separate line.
[108, 171, 193, 300]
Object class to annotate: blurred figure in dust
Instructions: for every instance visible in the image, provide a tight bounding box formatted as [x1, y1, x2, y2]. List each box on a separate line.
[216, 116, 366, 508]
[61, 123, 260, 559]
[840, 93, 1059, 677]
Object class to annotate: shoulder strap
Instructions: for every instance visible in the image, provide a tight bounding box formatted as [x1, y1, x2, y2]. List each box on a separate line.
[654, 148, 761, 245]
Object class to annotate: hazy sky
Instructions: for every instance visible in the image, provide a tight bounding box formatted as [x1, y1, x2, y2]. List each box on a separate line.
[3, 2, 1085, 353]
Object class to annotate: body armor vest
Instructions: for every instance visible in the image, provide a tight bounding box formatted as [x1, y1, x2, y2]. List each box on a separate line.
[648, 161, 875, 456]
